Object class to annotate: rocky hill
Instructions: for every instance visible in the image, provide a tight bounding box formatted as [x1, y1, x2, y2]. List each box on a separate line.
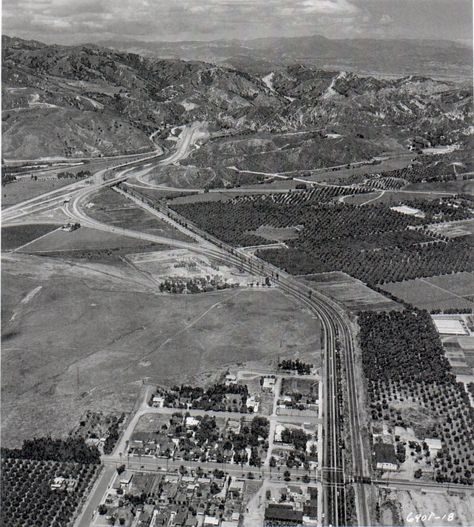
[2, 35, 472, 163]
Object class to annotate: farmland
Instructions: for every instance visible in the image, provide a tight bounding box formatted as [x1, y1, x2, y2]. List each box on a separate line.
[1, 437, 99, 527]
[300, 272, 402, 312]
[171, 194, 474, 285]
[381, 272, 474, 311]
[1, 252, 320, 447]
[359, 310, 474, 485]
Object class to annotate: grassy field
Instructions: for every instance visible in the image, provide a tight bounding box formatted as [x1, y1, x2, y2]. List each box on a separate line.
[18, 226, 163, 255]
[1, 252, 320, 447]
[1, 224, 60, 250]
[87, 187, 195, 242]
[299, 272, 402, 312]
[381, 272, 474, 311]
[2, 178, 82, 209]
[405, 179, 474, 194]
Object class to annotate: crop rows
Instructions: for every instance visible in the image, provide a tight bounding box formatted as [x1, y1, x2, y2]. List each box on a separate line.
[230, 185, 366, 206]
[171, 197, 473, 284]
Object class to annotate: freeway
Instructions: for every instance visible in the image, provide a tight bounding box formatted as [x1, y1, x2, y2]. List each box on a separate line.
[1, 122, 204, 225]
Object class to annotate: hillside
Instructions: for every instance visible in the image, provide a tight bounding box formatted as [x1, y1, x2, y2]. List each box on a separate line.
[2, 35, 472, 167]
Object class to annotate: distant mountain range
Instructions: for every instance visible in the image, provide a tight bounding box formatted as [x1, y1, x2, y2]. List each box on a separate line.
[2, 35, 472, 165]
[97, 34, 473, 80]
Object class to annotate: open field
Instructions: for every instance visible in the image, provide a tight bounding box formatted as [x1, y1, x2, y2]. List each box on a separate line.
[405, 179, 474, 194]
[16, 226, 164, 260]
[87, 187, 195, 242]
[342, 190, 451, 206]
[381, 272, 474, 311]
[1, 252, 320, 447]
[2, 223, 60, 250]
[377, 487, 474, 527]
[426, 219, 474, 239]
[304, 154, 414, 183]
[2, 178, 85, 208]
[299, 272, 402, 312]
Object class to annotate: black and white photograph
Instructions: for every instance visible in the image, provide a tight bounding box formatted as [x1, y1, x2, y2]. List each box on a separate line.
[1, 1, 473, 526]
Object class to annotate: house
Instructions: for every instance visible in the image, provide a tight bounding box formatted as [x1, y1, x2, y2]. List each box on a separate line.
[138, 510, 152, 527]
[119, 471, 134, 486]
[203, 516, 219, 526]
[424, 437, 442, 453]
[185, 416, 200, 428]
[152, 396, 165, 408]
[225, 374, 237, 385]
[246, 396, 259, 413]
[262, 377, 276, 392]
[288, 485, 303, 498]
[221, 522, 239, 527]
[264, 504, 304, 524]
[374, 443, 398, 471]
[226, 419, 241, 434]
[228, 478, 244, 498]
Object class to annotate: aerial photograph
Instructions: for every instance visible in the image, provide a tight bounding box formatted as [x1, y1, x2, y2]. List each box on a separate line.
[1, 0, 473, 526]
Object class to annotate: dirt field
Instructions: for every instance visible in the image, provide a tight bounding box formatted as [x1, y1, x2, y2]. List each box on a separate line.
[426, 219, 474, 239]
[381, 273, 474, 311]
[377, 487, 474, 527]
[299, 272, 402, 312]
[1, 224, 60, 250]
[343, 190, 449, 206]
[87, 187, 195, 242]
[1, 252, 320, 447]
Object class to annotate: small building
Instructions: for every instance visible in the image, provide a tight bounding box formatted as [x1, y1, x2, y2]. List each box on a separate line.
[424, 437, 442, 453]
[203, 516, 219, 526]
[119, 471, 134, 486]
[152, 396, 165, 408]
[185, 416, 200, 428]
[246, 396, 260, 413]
[228, 478, 244, 498]
[225, 374, 237, 385]
[262, 377, 276, 392]
[433, 318, 468, 336]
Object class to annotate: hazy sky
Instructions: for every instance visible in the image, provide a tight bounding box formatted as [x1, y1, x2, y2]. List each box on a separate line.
[3, 0, 472, 44]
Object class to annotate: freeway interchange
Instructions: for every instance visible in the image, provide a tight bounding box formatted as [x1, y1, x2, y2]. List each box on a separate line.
[3, 123, 370, 527]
